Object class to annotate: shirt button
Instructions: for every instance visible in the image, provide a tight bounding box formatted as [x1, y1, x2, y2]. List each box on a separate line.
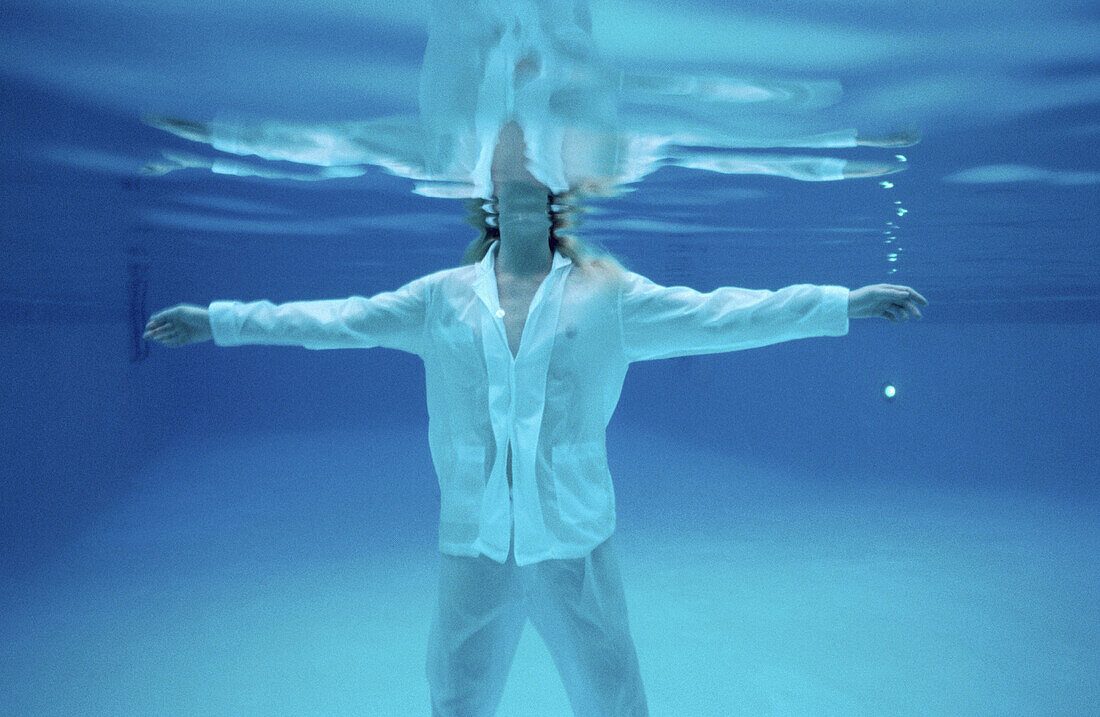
[495, 309, 506, 318]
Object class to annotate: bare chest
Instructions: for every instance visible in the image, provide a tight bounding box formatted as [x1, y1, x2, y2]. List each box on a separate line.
[496, 275, 545, 357]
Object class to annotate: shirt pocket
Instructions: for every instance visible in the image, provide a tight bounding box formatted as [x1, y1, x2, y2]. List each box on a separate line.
[441, 443, 487, 524]
[551, 441, 612, 525]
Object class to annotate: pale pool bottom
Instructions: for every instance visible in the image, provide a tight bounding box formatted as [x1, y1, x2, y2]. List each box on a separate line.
[2, 429, 1095, 716]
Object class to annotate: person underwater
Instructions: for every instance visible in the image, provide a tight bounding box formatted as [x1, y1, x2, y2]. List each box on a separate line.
[144, 119, 926, 716]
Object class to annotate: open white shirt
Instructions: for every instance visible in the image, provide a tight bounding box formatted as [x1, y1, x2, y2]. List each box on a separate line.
[209, 242, 849, 566]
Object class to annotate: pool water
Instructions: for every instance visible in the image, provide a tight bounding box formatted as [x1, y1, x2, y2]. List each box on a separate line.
[2, 1, 1098, 714]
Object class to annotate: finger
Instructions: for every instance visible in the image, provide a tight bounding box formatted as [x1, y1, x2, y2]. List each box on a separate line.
[905, 300, 923, 319]
[888, 286, 928, 306]
[892, 304, 910, 320]
[887, 288, 911, 302]
[883, 308, 899, 323]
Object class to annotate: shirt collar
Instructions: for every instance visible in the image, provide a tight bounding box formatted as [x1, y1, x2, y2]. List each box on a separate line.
[475, 238, 568, 286]
[473, 240, 572, 312]
[478, 240, 572, 273]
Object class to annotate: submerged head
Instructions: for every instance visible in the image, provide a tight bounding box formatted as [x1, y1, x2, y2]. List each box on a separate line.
[462, 121, 622, 274]
[491, 121, 552, 219]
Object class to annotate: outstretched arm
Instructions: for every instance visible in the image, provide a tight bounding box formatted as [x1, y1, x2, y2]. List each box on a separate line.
[619, 272, 851, 362]
[143, 275, 431, 354]
[619, 273, 928, 362]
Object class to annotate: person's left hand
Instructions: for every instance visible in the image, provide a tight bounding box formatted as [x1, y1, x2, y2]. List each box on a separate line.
[847, 285, 927, 322]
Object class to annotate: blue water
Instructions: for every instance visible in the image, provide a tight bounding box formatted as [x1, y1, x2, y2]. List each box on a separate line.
[2, 1, 1099, 715]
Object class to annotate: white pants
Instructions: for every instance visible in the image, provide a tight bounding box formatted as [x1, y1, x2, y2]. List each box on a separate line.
[426, 535, 649, 716]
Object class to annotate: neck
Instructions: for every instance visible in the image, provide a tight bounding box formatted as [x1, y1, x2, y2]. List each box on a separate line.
[495, 223, 552, 277]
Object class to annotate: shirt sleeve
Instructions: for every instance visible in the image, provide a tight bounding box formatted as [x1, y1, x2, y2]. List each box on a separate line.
[207, 274, 431, 354]
[618, 270, 849, 362]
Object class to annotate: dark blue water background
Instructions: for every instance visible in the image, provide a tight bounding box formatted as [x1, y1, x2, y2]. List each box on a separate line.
[2, 1, 1098, 714]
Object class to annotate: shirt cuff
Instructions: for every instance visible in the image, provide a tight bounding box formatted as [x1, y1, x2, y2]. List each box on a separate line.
[820, 286, 850, 336]
[208, 300, 243, 346]
[816, 157, 849, 181]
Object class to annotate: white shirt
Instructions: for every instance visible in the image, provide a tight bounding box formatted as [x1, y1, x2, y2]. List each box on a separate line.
[209, 242, 850, 566]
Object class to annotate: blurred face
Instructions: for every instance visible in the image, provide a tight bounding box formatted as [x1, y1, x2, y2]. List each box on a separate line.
[491, 121, 551, 225]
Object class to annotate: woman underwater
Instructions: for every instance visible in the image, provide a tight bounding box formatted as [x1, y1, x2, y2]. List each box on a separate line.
[144, 119, 926, 716]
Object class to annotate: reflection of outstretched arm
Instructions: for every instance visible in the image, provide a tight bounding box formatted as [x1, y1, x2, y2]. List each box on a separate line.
[856, 130, 921, 148]
[142, 115, 427, 175]
[617, 83, 921, 151]
[664, 149, 906, 182]
[620, 72, 843, 110]
[142, 150, 367, 181]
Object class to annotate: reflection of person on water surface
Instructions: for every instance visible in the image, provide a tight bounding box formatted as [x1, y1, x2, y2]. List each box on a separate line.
[144, 118, 927, 715]
[144, 0, 918, 195]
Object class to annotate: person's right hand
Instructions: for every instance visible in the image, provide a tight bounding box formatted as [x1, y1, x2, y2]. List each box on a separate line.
[143, 304, 213, 347]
